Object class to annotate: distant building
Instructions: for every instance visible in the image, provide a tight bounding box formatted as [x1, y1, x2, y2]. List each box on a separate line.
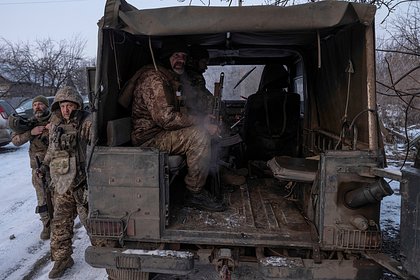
[0, 75, 55, 107]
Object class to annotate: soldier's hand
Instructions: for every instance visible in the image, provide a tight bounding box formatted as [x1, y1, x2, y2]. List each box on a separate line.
[31, 126, 45, 136]
[205, 114, 217, 124]
[81, 120, 92, 143]
[205, 123, 220, 137]
[202, 115, 220, 137]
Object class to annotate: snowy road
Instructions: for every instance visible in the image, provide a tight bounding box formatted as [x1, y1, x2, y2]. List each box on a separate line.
[0, 143, 107, 280]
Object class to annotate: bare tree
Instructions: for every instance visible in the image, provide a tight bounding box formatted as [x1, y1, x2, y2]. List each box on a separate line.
[376, 2, 420, 117]
[0, 36, 90, 97]
[376, 1, 420, 164]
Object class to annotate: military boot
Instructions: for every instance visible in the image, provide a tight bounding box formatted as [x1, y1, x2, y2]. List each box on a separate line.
[185, 189, 226, 212]
[220, 167, 246, 186]
[48, 257, 74, 279]
[40, 224, 50, 240]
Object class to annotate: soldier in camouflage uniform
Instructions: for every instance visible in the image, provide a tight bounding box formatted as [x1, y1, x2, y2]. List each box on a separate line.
[181, 45, 246, 193]
[181, 45, 214, 117]
[40, 86, 92, 278]
[129, 41, 225, 212]
[10, 95, 52, 240]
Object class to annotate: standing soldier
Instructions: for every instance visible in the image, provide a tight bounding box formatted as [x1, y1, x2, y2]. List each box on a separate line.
[39, 86, 92, 278]
[9, 95, 52, 240]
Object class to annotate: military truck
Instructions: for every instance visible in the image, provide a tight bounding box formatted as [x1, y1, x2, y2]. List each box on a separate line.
[85, 1, 420, 279]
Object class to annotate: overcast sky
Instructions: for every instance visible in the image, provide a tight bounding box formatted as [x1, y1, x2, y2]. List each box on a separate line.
[0, 0, 404, 58]
[0, 0, 268, 58]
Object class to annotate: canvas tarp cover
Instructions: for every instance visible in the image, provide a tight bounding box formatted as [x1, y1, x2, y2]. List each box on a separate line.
[104, 0, 376, 36]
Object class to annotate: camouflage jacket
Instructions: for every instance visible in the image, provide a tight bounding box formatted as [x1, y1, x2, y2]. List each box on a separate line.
[181, 69, 214, 117]
[131, 64, 194, 146]
[43, 109, 90, 190]
[11, 116, 50, 169]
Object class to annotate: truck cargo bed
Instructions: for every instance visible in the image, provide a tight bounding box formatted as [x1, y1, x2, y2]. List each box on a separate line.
[163, 178, 313, 248]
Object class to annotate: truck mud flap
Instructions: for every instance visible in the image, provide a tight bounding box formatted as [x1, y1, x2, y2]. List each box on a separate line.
[85, 246, 194, 275]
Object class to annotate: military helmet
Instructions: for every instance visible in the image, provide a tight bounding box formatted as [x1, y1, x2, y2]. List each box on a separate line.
[51, 86, 83, 111]
[8, 113, 36, 134]
[160, 39, 189, 60]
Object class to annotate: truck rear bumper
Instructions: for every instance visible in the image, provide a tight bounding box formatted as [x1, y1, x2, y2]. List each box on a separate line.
[85, 246, 382, 279]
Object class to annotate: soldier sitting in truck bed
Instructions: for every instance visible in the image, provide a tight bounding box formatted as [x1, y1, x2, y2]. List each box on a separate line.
[128, 41, 226, 212]
[181, 44, 246, 196]
[181, 44, 214, 118]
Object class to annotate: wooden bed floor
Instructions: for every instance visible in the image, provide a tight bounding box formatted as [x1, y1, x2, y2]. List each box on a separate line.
[167, 178, 311, 238]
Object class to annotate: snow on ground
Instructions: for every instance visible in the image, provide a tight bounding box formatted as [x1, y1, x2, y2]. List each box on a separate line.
[0, 142, 107, 280]
[381, 179, 401, 224]
[0, 142, 407, 280]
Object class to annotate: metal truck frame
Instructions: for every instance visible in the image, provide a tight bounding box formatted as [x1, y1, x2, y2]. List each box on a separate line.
[85, 1, 420, 279]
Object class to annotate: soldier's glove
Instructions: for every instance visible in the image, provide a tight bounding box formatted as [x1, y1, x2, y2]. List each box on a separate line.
[81, 120, 92, 144]
[36, 164, 49, 178]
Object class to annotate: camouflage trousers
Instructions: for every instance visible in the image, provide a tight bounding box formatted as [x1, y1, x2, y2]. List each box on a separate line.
[146, 126, 211, 192]
[31, 169, 50, 224]
[50, 186, 89, 261]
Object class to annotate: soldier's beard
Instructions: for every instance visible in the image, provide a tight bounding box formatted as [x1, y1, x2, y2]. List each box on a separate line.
[173, 68, 184, 75]
[172, 62, 185, 75]
[34, 110, 47, 119]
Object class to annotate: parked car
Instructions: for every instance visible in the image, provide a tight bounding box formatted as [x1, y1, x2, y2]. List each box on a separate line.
[0, 100, 16, 146]
[15, 95, 89, 118]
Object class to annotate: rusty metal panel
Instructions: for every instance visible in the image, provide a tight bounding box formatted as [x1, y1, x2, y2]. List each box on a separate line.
[89, 146, 161, 188]
[318, 150, 383, 250]
[87, 146, 168, 240]
[400, 166, 420, 278]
